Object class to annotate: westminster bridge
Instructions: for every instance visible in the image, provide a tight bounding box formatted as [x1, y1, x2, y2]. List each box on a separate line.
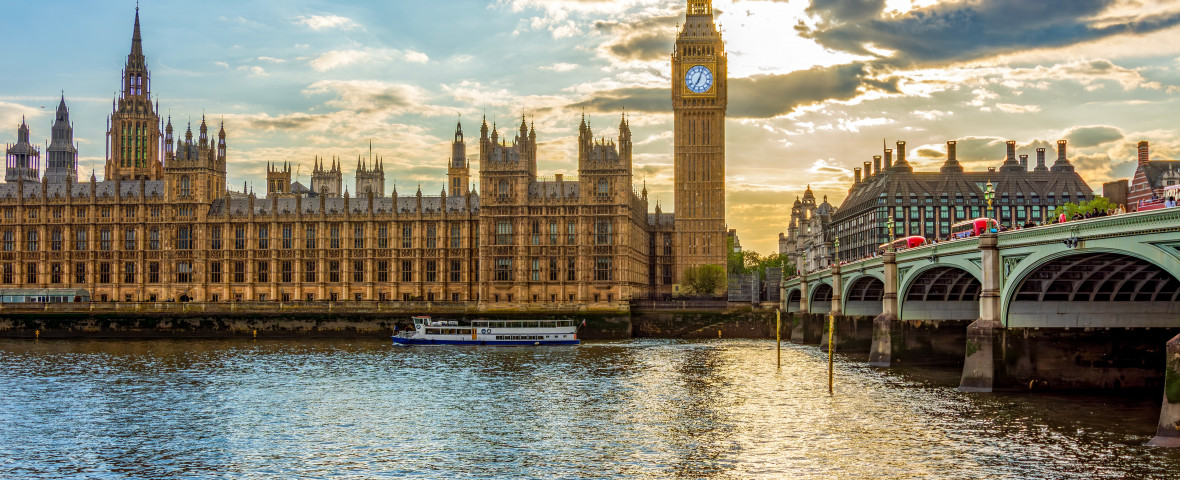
[780, 207, 1180, 447]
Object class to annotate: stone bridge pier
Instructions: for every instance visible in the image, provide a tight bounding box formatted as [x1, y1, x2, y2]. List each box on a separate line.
[959, 234, 1001, 392]
[869, 251, 897, 366]
[1149, 333, 1180, 447]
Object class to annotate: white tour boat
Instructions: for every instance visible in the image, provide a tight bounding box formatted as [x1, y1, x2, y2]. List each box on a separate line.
[391, 316, 581, 346]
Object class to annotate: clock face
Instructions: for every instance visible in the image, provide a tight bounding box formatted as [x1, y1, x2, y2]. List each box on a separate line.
[684, 65, 713, 94]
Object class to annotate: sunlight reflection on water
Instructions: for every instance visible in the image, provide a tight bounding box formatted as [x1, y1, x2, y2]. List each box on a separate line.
[1, 338, 1178, 479]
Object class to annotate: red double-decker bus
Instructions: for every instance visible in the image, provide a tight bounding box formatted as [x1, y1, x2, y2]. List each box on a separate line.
[950, 218, 999, 239]
[877, 235, 927, 253]
[1135, 185, 1180, 212]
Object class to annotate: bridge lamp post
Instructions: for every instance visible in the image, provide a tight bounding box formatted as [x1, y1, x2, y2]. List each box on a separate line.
[833, 237, 840, 264]
[984, 181, 995, 224]
[887, 215, 896, 251]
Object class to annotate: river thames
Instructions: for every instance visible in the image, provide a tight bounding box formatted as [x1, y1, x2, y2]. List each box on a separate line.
[2, 338, 1178, 479]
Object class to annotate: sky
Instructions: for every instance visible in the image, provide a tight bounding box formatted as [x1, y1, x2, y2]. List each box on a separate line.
[2, 0, 1179, 255]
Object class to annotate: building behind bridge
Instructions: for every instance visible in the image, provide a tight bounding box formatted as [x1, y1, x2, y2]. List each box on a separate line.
[781, 139, 1094, 266]
[1128, 141, 1180, 207]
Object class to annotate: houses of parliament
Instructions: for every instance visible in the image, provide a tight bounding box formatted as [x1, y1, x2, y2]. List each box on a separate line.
[0, 2, 728, 305]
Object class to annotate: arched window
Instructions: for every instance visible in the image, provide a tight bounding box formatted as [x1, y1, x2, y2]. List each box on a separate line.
[180, 176, 191, 197]
[498, 179, 509, 198]
[597, 179, 609, 197]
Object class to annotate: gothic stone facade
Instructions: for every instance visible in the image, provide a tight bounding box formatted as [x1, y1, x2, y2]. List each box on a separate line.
[0, 7, 707, 304]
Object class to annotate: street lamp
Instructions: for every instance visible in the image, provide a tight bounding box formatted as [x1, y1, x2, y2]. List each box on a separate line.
[984, 180, 995, 224]
[833, 237, 840, 264]
[887, 214, 896, 252]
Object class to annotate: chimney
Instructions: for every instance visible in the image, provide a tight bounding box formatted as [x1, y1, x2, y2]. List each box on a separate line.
[1006, 140, 1016, 163]
[896, 141, 907, 164]
[1052, 140, 1075, 172]
[884, 149, 893, 169]
[1138, 141, 1150, 164]
[864, 161, 872, 178]
[873, 155, 882, 174]
[1019, 154, 1028, 170]
[854, 168, 862, 184]
[941, 140, 964, 173]
[1035, 148, 1047, 171]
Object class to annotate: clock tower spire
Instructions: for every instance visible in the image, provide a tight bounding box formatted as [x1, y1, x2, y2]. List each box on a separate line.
[672, 0, 727, 290]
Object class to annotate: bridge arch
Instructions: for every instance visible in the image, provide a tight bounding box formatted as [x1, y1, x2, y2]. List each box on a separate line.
[898, 263, 982, 321]
[784, 288, 802, 313]
[809, 281, 834, 314]
[1003, 249, 1180, 328]
[843, 275, 884, 316]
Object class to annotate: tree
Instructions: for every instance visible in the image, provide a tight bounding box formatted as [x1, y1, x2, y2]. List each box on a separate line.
[728, 248, 795, 279]
[682, 264, 725, 296]
[1053, 196, 1116, 220]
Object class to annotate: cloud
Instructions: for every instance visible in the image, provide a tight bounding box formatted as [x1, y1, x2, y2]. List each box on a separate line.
[799, 0, 1180, 67]
[237, 65, 268, 77]
[728, 63, 899, 118]
[309, 49, 375, 71]
[1009, 59, 1163, 91]
[570, 62, 900, 118]
[239, 112, 325, 132]
[807, 158, 850, 176]
[568, 86, 667, 113]
[404, 50, 430, 64]
[594, 14, 679, 64]
[540, 63, 580, 72]
[308, 48, 429, 71]
[1064, 125, 1125, 148]
[805, 0, 887, 23]
[0, 101, 40, 130]
[994, 103, 1041, 114]
[304, 80, 427, 116]
[296, 14, 362, 31]
[257, 57, 286, 64]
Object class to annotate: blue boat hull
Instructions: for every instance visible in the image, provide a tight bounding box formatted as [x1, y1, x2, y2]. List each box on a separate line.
[391, 337, 579, 346]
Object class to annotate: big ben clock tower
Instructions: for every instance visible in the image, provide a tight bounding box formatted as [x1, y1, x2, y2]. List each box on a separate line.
[673, 0, 727, 287]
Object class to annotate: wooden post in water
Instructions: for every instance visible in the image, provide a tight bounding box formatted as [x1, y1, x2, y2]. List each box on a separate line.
[828, 313, 835, 395]
[776, 310, 782, 368]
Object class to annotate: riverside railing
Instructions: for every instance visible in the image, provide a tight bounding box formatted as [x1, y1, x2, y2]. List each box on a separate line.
[0, 300, 631, 315]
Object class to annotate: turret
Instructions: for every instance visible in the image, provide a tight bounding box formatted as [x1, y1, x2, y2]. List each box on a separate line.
[217, 121, 226, 161]
[449, 120, 470, 194]
[164, 116, 173, 157]
[199, 115, 208, 146]
[5, 117, 41, 185]
[619, 113, 633, 166]
[44, 95, 79, 184]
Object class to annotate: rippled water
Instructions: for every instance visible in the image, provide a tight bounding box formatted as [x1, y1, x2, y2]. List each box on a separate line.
[2, 338, 1178, 479]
